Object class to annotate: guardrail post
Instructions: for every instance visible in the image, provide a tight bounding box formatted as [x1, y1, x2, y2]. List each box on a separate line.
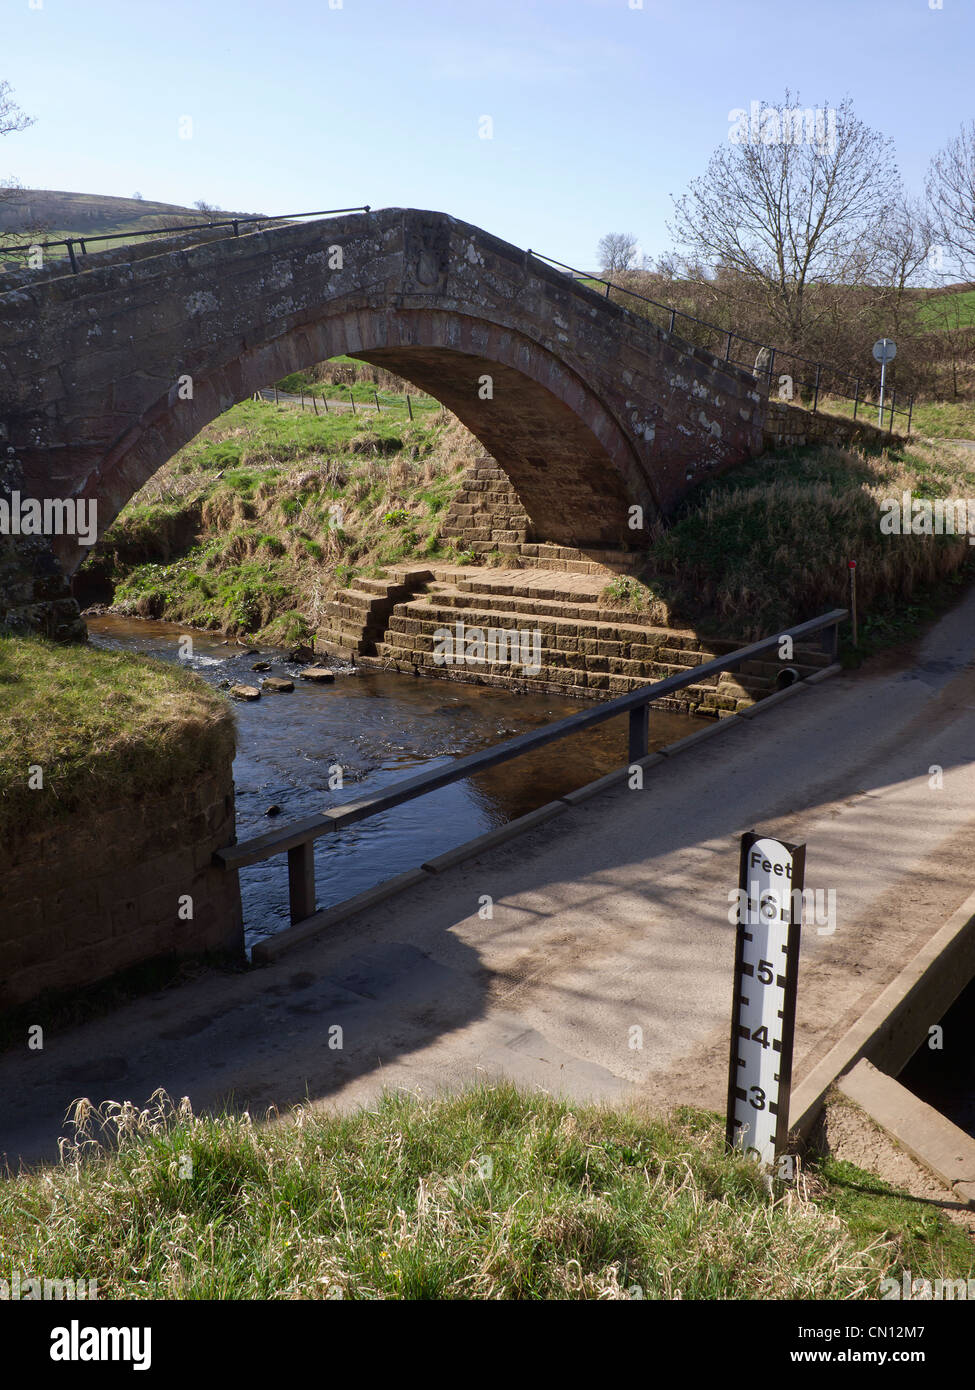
[288, 843, 317, 924]
[907, 396, 913, 433]
[812, 363, 822, 414]
[66, 240, 79, 274]
[724, 331, 733, 362]
[888, 390, 895, 435]
[821, 620, 839, 662]
[628, 705, 649, 762]
[669, 309, 676, 333]
[767, 347, 775, 391]
[853, 378, 860, 420]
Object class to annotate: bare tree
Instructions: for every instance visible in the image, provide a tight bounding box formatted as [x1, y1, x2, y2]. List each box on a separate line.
[668, 94, 901, 348]
[927, 121, 975, 278]
[597, 231, 639, 276]
[0, 79, 33, 141]
[0, 81, 41, 254]
[0, 80, 34, 207]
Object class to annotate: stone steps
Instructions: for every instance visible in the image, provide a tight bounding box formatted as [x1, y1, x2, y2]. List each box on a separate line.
[314, 561, 830, 716]
[364, 643, 751, 714]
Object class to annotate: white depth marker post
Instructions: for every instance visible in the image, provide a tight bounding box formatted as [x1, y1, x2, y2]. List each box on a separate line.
[725, 831, 805, 1171]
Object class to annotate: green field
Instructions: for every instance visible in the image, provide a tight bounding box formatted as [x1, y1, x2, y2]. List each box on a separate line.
[913, 285, 975, 332]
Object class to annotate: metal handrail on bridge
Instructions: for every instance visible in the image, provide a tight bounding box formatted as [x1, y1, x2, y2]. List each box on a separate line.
[528, 250, 915, 434]
[216, 607, 847, 930]
[1, 205, 371, 274]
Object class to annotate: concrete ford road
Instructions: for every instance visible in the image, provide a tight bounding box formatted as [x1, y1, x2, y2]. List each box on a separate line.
[5, 586, 975, 1166]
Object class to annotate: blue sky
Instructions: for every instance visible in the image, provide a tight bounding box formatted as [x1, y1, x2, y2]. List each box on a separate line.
[1, 0, 972, 268]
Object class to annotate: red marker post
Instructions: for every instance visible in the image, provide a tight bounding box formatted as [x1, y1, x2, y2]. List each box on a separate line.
[848, 560, 858, 648]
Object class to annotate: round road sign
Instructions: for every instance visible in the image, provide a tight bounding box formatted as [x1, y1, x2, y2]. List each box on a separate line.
[872, 338, 897, 363]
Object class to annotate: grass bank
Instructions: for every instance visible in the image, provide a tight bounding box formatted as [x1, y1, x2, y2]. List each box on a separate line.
[0, 633, 234, 840]
[814, 394, 975, 439]
[1, 1085, 969, 1300]
[80, 397, 480, 644]
[609, 435, 975, 647]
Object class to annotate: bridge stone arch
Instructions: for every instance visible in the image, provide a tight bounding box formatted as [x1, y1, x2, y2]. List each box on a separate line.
[0, 208, 766, 633]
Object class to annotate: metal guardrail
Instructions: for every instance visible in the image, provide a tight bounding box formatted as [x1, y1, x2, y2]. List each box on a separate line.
[529, 251, 914, 433]
[216, 607, 847, 928]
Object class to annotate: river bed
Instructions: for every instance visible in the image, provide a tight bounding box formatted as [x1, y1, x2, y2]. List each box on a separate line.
[87, 615, 706, 951]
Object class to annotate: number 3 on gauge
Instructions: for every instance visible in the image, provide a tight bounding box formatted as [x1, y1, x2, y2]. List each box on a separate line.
[749, 1085, 765, 1110]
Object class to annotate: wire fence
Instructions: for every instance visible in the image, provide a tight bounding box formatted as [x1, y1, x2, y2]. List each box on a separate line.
[253, 386, 444, 420]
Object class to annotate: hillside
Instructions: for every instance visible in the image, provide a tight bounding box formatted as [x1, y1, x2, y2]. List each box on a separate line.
[0, 188, 259, 254]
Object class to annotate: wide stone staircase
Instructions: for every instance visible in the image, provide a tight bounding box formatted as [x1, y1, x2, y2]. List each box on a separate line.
[314, 565, 833, 717]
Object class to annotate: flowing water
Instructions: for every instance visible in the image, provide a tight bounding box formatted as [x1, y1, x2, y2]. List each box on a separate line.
[87, 615, 706, 952]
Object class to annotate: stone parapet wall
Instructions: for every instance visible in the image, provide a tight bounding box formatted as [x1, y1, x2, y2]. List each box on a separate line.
[0, 766, 243, 1010]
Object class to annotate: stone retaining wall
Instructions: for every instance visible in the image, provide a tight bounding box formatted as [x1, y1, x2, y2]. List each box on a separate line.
[0, 765, 243, 1010]
[763, 400, 903, 451]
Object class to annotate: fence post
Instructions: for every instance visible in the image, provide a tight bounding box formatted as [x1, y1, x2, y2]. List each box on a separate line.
[628, 705, 649, 763]
[848, 561, 858, 647]
[374, 390, 381, 414]
[273, 385, 278, 404]
[812, 363, 822, 414]
[287, 843, 317, 924]
[322, 394, 328, 414]
[407, 394, 414, 421]
[349, 387, 356, 416]
[312, 393, 319, 417]
[853, 378, 860, 420]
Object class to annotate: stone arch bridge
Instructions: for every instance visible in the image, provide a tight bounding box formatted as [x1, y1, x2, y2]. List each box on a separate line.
[0, 207, 767, 637]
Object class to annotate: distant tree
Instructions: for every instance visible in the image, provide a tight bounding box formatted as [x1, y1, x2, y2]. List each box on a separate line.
[0, 80, 33, 140]
[194, 199, 220, 217]
[132, 191, 144, 201]
[927, 121, 975, 280]
[0, 80, 42, 253]
[597, 232, 639, 276]
[668, 94, 901, 348]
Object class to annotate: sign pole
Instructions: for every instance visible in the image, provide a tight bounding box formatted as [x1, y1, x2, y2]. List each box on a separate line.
[872, 338, 897, 429]
[726, 831, 805, 1172]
